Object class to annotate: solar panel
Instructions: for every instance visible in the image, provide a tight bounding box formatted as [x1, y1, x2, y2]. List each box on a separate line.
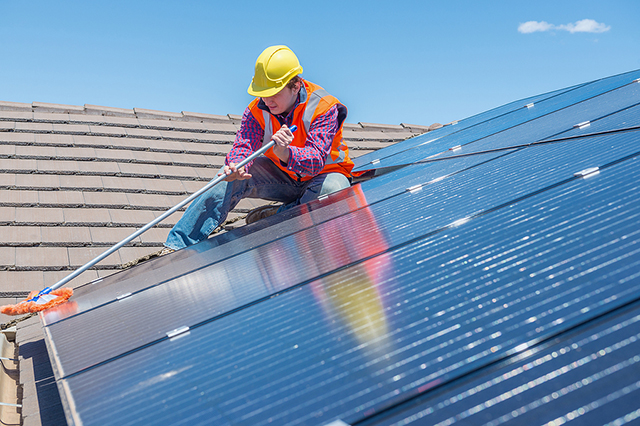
[41, 71, 640, 425]
[359, 303, 640, 425]
[55, 150, 640, 425]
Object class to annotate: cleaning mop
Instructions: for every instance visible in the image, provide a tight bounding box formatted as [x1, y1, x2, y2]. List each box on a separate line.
[1, 125, 297, 316]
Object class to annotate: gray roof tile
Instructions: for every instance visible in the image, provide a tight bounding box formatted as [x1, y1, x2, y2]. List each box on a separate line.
[59, 174, 103, 190]
[0, 206, 16, 223]
[84, 104, 137, 117]
[1, 132, 35, 142]
[67, 246, 121, 268]
[0, 143, 16, 155]
[88, 125, 127, 136]
[0, 158, 37, 171]
[0, 100, 31, 111]
[14, 121, 54, 132]
[88, 227, 143, 245]
[125, 127, 162, 139]
[40, 227, 92, 245]
[133, 107, 183, 120]
[108, 209, 158, 226]
[16, 145, 57, 158]
[51, 123, 91, 134]
[181, 111, 230, 122]
[0, 189, 38, 205]
[0, 271, 44, 291]
[82, 191, 129, 207]
[0, 225, 41, 245]
[15, 207, 65, 224]
[43, 269, 99, 287]
[32, 101, 84, 114]
[16, 174, 62, 190]
[0, 246, 16, 265]
[37, 190, 84, 207]
[62, 208, 111, 225]
[15, 247, 69, 268]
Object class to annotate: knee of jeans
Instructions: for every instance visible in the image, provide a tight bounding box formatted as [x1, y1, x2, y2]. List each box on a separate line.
[320, 173, 351, 196]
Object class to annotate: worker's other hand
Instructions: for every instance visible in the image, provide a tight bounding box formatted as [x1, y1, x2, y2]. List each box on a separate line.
[272, 125, 293, 164]
[219, 163, 252, 182]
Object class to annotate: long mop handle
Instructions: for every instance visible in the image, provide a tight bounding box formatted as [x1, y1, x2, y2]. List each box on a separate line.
[36, 126, 295, 298]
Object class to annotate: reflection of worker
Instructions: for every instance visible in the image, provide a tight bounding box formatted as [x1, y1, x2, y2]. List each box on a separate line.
[301, 186, 393, 350]
[165, 45, 358, 250]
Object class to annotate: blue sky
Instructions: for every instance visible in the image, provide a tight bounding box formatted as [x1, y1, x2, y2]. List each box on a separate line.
[1, 1, 638, 126]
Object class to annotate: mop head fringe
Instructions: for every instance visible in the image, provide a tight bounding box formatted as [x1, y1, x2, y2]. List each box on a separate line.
[0, 288, 73, 316]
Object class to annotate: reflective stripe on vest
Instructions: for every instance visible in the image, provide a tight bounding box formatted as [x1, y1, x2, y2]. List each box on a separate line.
[325, 140, 347, 165]
[302, 88, 347, 165]
[262, 110, 273, 147]
[302, 88, 329, 132]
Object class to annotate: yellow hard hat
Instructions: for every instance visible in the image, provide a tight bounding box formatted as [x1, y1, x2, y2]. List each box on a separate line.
[248, 45, 303, 97]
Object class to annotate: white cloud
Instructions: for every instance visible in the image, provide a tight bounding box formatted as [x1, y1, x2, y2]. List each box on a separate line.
[518, 19, 611, 34]
[518, 21, 554, 34]
[556, 19, 611, 33]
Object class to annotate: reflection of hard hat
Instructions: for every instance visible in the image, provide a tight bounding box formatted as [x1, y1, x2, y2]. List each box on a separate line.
[248, 45, 303, 97]
[323, 267, 388, 345]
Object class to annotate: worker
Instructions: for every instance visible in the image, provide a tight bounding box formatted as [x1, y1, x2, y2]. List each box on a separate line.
[164, 45, 358, 250]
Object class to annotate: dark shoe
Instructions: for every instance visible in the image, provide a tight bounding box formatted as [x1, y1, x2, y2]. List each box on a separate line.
[246, 204, 280, 224]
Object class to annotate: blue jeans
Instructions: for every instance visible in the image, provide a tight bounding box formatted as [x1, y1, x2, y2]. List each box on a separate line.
[165, 157, 351, 250]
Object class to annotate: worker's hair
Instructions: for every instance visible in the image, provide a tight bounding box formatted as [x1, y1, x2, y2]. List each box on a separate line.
[287, 75, 303, 90]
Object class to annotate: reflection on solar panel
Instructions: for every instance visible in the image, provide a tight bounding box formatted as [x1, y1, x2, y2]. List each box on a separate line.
[42, 71, 640, 426]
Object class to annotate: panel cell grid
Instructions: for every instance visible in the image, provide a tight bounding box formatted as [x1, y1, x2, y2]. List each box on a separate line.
[57, 150, 640, 425]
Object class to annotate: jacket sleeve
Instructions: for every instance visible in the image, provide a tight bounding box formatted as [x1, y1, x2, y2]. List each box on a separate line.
[286, 105, 339, 176]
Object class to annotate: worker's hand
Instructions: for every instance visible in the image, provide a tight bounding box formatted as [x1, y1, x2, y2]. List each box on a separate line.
[218, 163, 252, 181]
[272, 125, 294, 164]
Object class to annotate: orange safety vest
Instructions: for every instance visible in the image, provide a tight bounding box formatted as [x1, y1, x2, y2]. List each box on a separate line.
[248, 80, 355, 181]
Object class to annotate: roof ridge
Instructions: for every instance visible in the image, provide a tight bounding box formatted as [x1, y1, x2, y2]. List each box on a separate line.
[0, 100, 432, 132]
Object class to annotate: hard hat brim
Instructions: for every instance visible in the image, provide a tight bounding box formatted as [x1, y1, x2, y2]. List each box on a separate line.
[247, 82, 287, 98]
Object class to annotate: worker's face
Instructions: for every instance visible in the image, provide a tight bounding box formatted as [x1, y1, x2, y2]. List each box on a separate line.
[262, 83, 299, 115]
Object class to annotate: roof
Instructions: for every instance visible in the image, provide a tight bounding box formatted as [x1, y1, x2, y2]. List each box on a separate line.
[6, 69, 640, 425]
[0, 100, 436, 425]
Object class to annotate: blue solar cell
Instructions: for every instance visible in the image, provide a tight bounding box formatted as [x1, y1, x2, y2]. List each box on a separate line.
[353, 69, 640, 172]
[362, 306, 640, 426]
[550, 101, 640, 140]
[44, 130, 640, 378]
[58, 153, 640, 425]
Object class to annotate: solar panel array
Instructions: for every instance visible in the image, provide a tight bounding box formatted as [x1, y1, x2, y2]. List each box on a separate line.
[42, 70, 640, 426]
